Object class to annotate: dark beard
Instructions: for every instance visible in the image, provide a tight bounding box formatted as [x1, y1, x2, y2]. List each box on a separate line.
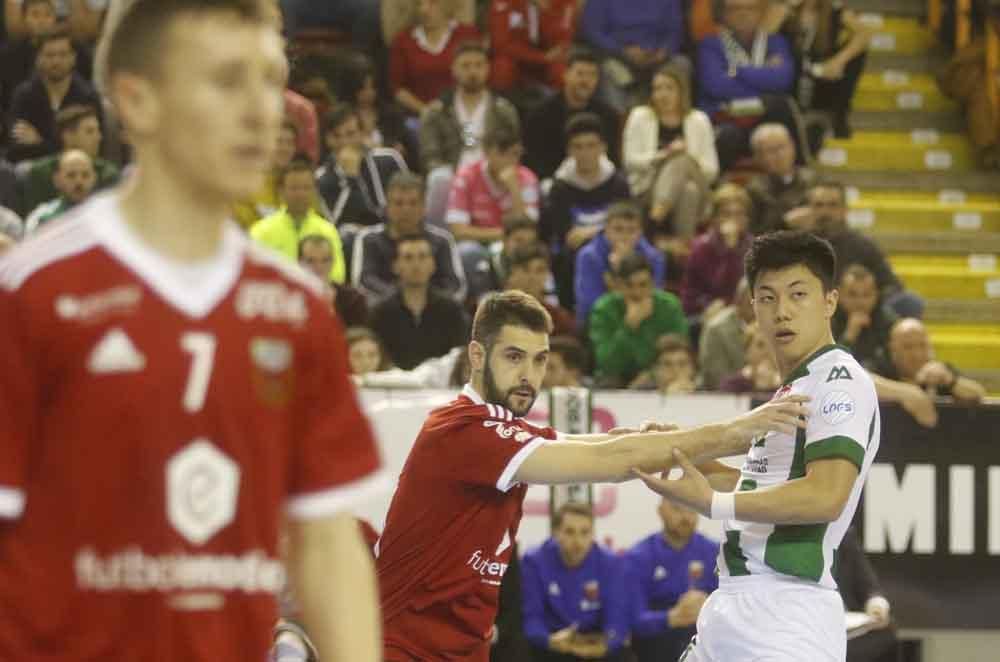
[482, 359, 536, 417]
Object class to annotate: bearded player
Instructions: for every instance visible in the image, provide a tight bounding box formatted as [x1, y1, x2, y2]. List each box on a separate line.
[375, 289, 810, 660]
[0, 1, 384, 659]
[636, 231, 881, 662]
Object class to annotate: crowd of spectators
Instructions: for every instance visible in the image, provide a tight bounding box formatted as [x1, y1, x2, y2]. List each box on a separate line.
[0, 0, 986, 425]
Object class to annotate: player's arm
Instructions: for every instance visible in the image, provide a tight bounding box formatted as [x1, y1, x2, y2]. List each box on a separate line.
[698, 460, 741, 492]
[512, 395, 809, 485]
[287, 513, 381, 661]
[636, 451, 858, 525]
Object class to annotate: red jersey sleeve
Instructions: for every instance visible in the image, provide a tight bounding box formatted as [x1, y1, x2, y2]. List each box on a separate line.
[0, 281, 37, 520]
[286, 299, 387, 519]
[435, 407, 556, 493]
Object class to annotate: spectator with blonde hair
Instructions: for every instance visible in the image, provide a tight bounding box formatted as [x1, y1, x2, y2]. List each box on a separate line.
[624, 63, 718, 249]
[388, 0, 481, 117]
[681, 183, 752, 321]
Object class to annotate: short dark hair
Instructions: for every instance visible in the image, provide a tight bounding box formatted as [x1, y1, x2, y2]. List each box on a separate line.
[613, 252, 652, 280]
[387, 171, 425, 195]
[323, 102, 358, 135]
[37, 26, 73, 51]
[56, 105, 98, 137]
[394, 233, 432, 252]
[297, 234, 332, 259]
[483, 119, 521, 151]
[744, 230, 837, 292]
[507, 242, 549, 272]
[550, 335, 588, 375]
[278, 158, 315, 186]
[453, 39, 488, 61]
[605, 200, 642, 225]
[471, 290, 553, 349]
[656, 333, 693, 361]
[553, 501, 594, 528]
[106, 0, 266, 81]
[565, 112, 605, 144]
[503, 215, 537, 238]
[566, 46, 601, 69]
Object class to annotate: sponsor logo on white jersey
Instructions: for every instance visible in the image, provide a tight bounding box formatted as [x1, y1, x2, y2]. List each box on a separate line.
[55, 285, 142, 323]
[88, 327, 146, 374]
[820, 390, 856, 425]
[235, 281, 308, 325]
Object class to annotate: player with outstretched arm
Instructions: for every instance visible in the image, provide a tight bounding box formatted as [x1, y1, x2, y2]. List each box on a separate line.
[635, 231, 881, 662]
[375, 289, 810, 661]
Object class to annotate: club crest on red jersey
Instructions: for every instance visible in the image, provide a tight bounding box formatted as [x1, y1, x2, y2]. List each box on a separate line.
[250, 337, 294, 407]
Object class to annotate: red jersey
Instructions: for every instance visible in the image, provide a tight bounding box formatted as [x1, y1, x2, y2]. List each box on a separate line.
[489, 0, 577, 64]
[0, 193, 387, 661]
[376, 384, 557, 661]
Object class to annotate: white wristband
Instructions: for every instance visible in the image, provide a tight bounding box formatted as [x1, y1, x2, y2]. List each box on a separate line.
[710, 492, 736, 521]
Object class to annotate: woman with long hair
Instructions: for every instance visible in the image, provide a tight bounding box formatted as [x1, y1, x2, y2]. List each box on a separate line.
[623, 64, 719, 255]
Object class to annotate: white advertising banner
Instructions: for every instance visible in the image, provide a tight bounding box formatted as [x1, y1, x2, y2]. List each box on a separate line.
[353, 389, 751, 552]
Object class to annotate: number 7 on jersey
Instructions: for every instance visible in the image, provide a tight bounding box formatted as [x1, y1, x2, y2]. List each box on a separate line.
[180, 332, 217, 413]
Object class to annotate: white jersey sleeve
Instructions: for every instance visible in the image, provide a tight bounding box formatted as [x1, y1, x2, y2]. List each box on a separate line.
[803, 359, 877, 471]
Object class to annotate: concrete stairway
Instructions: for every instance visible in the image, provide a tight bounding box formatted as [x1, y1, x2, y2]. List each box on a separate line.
[817, 1, 1000, 393]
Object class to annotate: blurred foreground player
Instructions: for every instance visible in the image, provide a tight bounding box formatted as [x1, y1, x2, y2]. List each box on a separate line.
[0, 1, 386, 660]
[635, 232, 881, 662]
[375, 289, 811, 661]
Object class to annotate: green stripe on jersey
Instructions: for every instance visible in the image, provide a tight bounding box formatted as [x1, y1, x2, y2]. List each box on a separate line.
[739, 478, 757, 491]
[804, 435, 865, 469]
[723, 531, 750, 576]
[789, 428, 807, 480]
[763, 523, 828, 581]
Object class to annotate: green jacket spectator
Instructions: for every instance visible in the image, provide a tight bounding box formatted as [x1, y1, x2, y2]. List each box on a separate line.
[589, 252, 688, 384]
[23, 154, 119, 213]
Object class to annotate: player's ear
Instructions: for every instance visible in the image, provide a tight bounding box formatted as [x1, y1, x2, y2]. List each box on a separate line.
[825, 287, 839, 319]
[109, 73, 161, 139]
[468, 341, 486, 372]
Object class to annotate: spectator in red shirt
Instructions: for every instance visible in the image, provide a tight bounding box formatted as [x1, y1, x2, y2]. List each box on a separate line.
[489, 0, 579, 93]
[445, 121, 540, 290]
[390, 0, 482, 117]
[681, 183, 753, 322]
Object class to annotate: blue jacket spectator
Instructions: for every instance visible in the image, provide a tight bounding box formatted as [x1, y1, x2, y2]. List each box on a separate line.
[581, 0, 685, 58]
[696, 31, 795, 116]
[626, 499, 719, 662]
[574, 202, 665, 329]
[522, 503, 630, 660]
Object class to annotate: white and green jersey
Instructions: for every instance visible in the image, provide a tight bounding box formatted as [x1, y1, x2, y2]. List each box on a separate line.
[717, 345, 880, 590]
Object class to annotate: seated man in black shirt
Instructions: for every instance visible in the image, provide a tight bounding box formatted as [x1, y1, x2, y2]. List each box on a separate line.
[371, 234, 469, 369]
[831, 263, 895, 369]
[874, 317, 986, 405]
[7, 27, 101, 162]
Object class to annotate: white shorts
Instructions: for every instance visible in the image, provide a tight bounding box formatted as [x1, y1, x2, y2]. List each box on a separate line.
[679, 575, 846, 662]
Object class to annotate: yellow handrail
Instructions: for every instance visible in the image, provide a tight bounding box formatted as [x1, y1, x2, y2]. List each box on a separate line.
[928, 0, 942, 34]
[956, 0, 972, 48]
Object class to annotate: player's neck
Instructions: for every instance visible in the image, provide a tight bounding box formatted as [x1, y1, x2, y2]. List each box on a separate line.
[777, 332, 835, 380]
[662, 530, 691, 551]
[119, 165, 231, 263]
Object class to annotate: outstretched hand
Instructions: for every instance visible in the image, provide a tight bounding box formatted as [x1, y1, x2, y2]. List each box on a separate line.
[632, 449, 714, 516]
[725, 393, 810, 446]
